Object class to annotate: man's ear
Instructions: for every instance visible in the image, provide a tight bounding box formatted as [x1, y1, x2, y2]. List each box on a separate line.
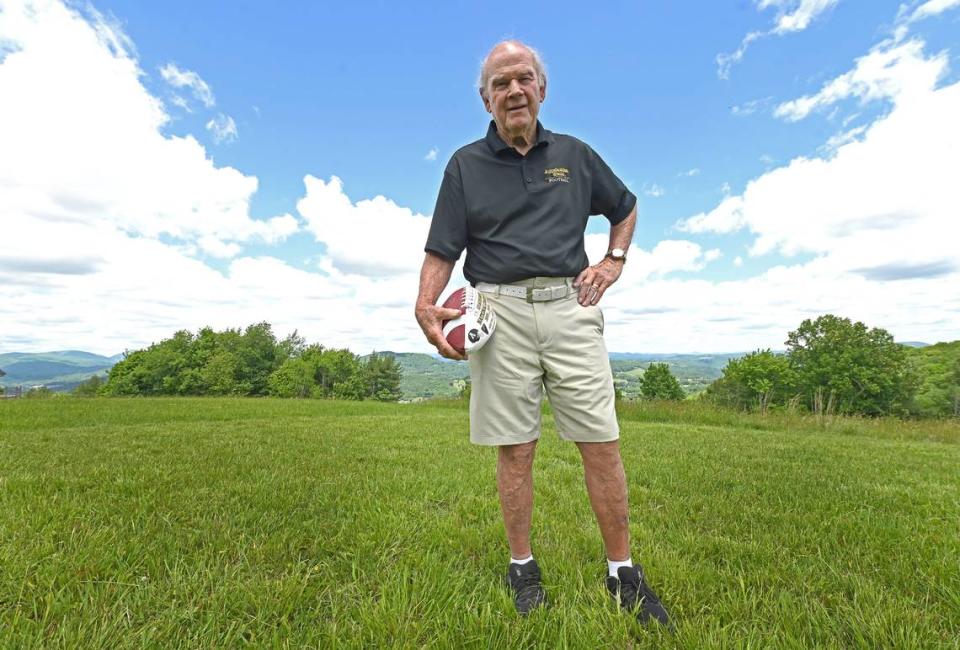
[479, 88, 492, 113]
[539, 79, 547, 103]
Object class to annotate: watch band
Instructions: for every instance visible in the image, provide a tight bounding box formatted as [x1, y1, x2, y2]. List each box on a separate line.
[604, 250, 627, 263]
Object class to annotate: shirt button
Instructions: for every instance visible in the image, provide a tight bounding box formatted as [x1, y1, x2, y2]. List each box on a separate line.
[525, 177, 533, 183]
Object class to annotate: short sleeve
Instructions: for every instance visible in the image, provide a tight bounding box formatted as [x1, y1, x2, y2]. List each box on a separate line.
[587, 146, 636, 225]
[425, 157, 468, 261]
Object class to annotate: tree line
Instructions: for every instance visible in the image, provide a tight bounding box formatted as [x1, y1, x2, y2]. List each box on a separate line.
[96, 323, 402, 401]
[639, 314, 958, 418]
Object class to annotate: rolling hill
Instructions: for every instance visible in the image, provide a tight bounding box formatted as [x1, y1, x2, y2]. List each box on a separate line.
[0, 351, 120, 392]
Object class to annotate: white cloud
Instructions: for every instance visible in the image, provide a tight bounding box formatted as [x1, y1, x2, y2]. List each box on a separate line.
[2, 0, 957, 357]
[768, 0, 840, 33]
[773, 39, 948, 121]
[902, 0, 960, 24]
[731, 97, 773, 116]
[169, 93, 190, 112]
[734, 256, 744, 267]
[0, 0, 293, 260]
[599, 262, 959, 353]
[678, 167, 700, 177]
[679, 195, 745, 235]
[583, 235, 721, 281]
[669, 37, 960, 350]
[424, 147, 438, 161]
[717, 0, 840, 78]
[297, 175, 432, 276]
[205, 113, 238, 143]
[820, 124, 868, 152]
[159, 62, 215, 108]
[642, 183, 665, 198]
[716, 31, 764, 80]
[0, 0, 443, 359]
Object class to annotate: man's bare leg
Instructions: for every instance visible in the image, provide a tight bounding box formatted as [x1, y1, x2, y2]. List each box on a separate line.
[496, 440, 538, 558]
[576, 440, 630, 561]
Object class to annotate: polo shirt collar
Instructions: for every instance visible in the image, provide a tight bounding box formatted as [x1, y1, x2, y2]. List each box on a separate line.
[484, 120, 553, 154]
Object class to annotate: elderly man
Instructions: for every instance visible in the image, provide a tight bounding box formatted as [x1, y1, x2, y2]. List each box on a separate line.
[415, 40, 670, 627]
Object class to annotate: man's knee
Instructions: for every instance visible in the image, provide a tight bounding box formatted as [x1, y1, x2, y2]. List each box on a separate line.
[498, 440, 537, 473]
[576, 439, 621, 466]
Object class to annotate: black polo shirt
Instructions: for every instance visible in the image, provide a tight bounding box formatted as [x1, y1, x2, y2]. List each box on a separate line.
[425, 121, 636, 285]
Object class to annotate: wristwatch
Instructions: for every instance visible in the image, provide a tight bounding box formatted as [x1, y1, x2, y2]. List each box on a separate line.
[604, 248, 627, 263]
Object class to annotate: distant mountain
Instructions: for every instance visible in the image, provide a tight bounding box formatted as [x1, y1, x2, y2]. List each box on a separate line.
[0, 351, 119, 392]
[608, 352, 741, 398]
[0, 349, 742, 398]
[899, 341, 930, 348]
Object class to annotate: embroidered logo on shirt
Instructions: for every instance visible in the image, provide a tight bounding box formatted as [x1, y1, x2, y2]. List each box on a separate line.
[544, 167, 570, 183]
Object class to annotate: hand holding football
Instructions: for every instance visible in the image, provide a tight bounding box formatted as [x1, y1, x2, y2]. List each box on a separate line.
[440, 286, 496, 354]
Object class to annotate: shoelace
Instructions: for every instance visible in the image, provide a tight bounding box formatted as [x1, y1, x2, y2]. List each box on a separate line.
[618, 578, 640, 606]
[513, 570, 541, 591]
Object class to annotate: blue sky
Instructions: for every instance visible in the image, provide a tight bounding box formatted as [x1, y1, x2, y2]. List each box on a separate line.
[1, 0, 959, 354]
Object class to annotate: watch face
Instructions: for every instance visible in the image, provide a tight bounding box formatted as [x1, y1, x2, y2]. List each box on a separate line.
[611, 248, 625, 257]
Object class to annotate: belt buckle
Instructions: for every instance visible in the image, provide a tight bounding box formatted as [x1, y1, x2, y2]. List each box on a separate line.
[528, 286, 565, 302]
[527, 287, 546, 302]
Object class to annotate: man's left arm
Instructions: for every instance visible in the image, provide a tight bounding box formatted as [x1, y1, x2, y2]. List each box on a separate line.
[573, 206, 636, 306]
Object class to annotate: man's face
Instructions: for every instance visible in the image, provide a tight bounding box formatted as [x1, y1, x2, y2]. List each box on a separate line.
[481, 47, 546, 139]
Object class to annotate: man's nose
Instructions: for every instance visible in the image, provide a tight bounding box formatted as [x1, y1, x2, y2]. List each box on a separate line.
[507, 79, 523, 96]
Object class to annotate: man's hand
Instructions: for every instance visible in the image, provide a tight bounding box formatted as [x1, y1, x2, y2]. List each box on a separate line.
[415, 251, 465, 361]
[415, 302, 467, 361]
[573, 257, 623, 305]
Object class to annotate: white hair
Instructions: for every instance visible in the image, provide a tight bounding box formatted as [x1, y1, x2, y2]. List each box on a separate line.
[477, 40, 548, 97]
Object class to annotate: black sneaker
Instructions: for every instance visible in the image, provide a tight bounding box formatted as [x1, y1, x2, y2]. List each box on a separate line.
[606, 564, 672, 630]
[504, 559, 546, 614]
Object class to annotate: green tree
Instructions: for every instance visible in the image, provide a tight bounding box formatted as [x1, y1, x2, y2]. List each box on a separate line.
[708, 349, 796, 413]
[952, 356, 960, 417]
[363, 353, 402, 401]
[640, 363, 685, 400]
[74, 374, 104, 397]
[908, 341, 960, 417]
[268, 355, 319, 398]
[318, 348, 362, 397]
[201, 349, 242, 395]
[102, 349, 150, 395]
[278, 329, 307, 363]
[333, 374, 367, 400]
[267, 345, 366, 399]
[234, 322, 280, 396]
[785, 315, 919, 416]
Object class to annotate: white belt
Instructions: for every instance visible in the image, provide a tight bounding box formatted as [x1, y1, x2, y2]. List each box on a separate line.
[474, 280, 573, 302]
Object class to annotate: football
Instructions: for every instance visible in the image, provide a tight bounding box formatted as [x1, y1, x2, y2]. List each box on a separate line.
[441, 286, 497, 354]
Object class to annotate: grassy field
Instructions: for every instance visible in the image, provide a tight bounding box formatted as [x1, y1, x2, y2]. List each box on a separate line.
[1, 398, 958, 648]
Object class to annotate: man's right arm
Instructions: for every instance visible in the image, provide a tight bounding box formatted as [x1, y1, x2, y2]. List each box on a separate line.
[415, 251, 466, 361]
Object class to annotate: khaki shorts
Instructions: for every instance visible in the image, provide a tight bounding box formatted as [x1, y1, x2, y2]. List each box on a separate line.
[468, 276, 620, 446]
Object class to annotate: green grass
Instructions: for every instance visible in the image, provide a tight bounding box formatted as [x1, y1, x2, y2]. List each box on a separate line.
[1, 398, 958, 648]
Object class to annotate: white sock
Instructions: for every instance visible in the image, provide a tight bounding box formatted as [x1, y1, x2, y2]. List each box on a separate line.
[511, 554, 534, 565]
[608, 557, 633, 578]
